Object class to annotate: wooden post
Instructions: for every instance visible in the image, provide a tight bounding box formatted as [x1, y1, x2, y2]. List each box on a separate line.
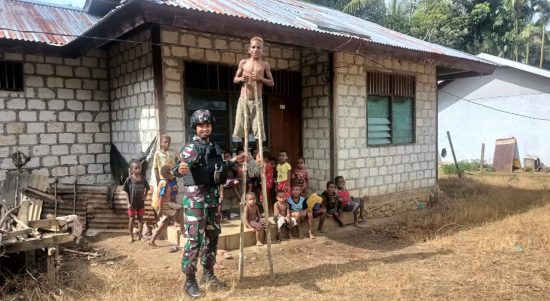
[47, 247, 57, 283]
[480, 143, 485, 172]
[238, 86, 249, 281]
[253, 81, 274, 277]
[446, 131, 462, 178]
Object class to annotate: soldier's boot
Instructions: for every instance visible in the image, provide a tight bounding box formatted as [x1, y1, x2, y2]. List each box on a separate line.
[200, 269, 226, 288]
[184, 274, 202, 298]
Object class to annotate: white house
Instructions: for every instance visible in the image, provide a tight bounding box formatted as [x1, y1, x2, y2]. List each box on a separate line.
[438, 53, 550, 166]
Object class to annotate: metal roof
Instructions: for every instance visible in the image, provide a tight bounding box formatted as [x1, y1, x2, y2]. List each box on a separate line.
[0, 0, 99, 46]
[153, 0, 488, 63]
[477, 53, 550, 80]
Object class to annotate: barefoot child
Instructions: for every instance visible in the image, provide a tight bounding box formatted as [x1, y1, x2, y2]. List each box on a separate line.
[292, 157, 309, 197]
[153, 134, 178, 184]
[321, 181, 344, 227]
[233, 36, 274, 141]
[273, 189, 296, 240]
[288, 185, 315, 239]
[150, 164, 180, 247]
[123, 160, 150, 243]
[276, 150, 292, 199]
[243, 192, 266, 246]
[335, 176, 367, 226]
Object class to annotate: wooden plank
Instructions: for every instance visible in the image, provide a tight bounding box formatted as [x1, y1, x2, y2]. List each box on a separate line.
[47, 247, 57, 283]
[3, 233, 74, 253]
[3, 228, 32, 238]
[28, 218, 60, 228]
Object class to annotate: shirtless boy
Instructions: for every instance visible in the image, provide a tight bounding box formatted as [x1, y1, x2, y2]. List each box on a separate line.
[233, 36, 274, 140]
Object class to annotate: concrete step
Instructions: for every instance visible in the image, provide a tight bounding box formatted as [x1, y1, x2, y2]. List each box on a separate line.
[166, 211, 359, 251]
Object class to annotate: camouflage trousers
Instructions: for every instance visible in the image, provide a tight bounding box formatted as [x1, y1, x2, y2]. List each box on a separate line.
[181, 207, 220, 275]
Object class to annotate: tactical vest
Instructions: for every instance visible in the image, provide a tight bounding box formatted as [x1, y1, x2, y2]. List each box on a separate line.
[183, 142, 227, 186]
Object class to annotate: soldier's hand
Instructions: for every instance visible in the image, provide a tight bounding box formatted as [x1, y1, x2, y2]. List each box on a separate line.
[178, 162, 189, 175]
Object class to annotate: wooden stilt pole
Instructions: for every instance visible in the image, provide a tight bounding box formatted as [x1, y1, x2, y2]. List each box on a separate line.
[253, 81, 274, 277]
[238, 87, 249, 281]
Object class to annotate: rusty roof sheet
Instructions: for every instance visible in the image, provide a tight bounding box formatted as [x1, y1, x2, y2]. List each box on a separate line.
[153, 0, 487, 63]
[493, 137, 519, 173]
[0, 0, 99, 46]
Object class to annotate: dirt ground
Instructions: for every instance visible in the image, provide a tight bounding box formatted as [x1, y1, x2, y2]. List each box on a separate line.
[2, 173, 550, 300]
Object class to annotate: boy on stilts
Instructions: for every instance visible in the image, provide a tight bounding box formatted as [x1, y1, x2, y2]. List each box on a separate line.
[233, 36, 275, 278]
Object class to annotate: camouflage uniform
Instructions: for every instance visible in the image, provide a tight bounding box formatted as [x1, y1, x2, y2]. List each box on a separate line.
[173, 135, 225, 275]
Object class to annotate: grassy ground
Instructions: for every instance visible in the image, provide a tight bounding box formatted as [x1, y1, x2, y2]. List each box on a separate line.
[2, 174, 550, 300]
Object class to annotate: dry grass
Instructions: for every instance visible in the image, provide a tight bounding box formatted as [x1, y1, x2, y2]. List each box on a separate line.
[2, 174, 550, 300]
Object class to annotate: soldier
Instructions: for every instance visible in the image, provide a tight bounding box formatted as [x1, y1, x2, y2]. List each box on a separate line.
[172, 109, 247, 298]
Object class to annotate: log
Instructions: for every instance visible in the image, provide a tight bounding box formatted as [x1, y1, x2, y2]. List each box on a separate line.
[3, 233, 74, 253]
[23, 187, 63, 203]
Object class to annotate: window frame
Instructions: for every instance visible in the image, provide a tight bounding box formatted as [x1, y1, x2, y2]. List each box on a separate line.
[366, 72, 416, 146]
[0, 60, 24, 91]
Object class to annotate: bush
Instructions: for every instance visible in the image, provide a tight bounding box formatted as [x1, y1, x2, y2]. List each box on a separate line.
[440, 160, 485, 174]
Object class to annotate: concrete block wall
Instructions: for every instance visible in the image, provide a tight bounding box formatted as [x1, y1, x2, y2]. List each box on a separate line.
[109, 29, 157, 161]
[333, 52, 437, 198]
[302, 52, 331, 191]
[0, 50, 111, 185]
[159, 27, 302, 149]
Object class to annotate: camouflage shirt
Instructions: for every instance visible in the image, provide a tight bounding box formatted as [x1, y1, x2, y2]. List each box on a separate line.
[173, 135, 221, 209]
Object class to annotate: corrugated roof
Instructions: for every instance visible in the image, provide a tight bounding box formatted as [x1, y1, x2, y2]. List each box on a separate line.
[0, 0, 99, 46]
[477, 53, 550, 79]
[152, 0, 488, 63]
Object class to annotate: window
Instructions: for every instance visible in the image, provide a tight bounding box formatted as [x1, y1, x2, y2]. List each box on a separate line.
[0, 61, 23, 91]
[367, 72, 415, 145]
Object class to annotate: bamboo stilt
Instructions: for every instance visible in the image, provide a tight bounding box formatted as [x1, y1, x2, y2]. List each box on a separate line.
[253, 81, 274, 277]
[238, 86, 249, 281]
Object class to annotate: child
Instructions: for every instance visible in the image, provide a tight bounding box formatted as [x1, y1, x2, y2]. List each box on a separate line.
[276, 150, 292, 199]
[321, 181, 344, 227]
[288, 185, 315, 239]
[291, 157, 309, 197]
[152, 135, 178, 184]
[335, 176, 367, 226]
[123, 159, 150, 243]
[232, 36, 274, 140]
[243, 192, 266, 246]
[223, 150, 240, 188]
[149, 164, 181, 248]
[247, 148, 260, 194]
[306, 192, 327, 232]
[258, 150, 274, 208]
[273, 189, 296, 240]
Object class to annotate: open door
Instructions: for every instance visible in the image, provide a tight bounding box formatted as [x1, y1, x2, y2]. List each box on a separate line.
[267, 95, 302, 166]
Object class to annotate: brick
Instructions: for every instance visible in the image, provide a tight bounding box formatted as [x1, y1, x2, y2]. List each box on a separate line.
[19, 111, 37, 121]
[67, 100, 83, 110]
[6, 122, 25, 134]
[32, 145, 50, 156]
[77, 133, 93, 143]
[96, 153, 110, 164]
[60, 155, 78, 165]
[45, 56, 63, 64]
[94, 133, 110, 143]
[76, 90, 92, 100]
[74, 67, 90, 78]
[70, 144, 87, 154]
[205, 50, 220, 62]
[47, 122, 64, 133]
[28, 99, 46, 109]
[40, 134, 57, 144]
[84, 101, 100, 111]
[88, 144, 103, 154]
[25, 55, 44, 63]
[82, 57, 98, 68]
[64, 58, 81, 66]
[7, 99, 25, 109]
[27, 122, 45, 133]
[52, 145, 69, 155]
[66, 122, 83, 133]
[83, 79, 99, 90]
[0, 111, 16, 122]
[19, 134, 37, 145]
[58, 111, 75, 121]
[214, 39, 227, 50]
[36, 64, 54, 75]
[38, 88, 55, 99]
[26, 76, 44, 87]
[180, 34, 196, 46]
[65, 79, 82, 89]
[162, 30, 179, 44]
[42, 156, 59, 167]
[56, 65, 73, 77]
[57, 88, 74, 99]
[171, 46, 187, 57]
[189, 48, 205, 60]
[92, 69, 107, 79]
[88, 164, 104, 174]
[84, 122, 100, 133]
[5, 53, 23, 60]
[76, 112, 93, 122]
[79, 154, 95, 164]
[59, 133, 75, 143]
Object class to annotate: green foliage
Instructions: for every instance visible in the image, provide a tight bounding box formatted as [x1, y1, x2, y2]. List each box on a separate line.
[440, 160, 487, 174]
